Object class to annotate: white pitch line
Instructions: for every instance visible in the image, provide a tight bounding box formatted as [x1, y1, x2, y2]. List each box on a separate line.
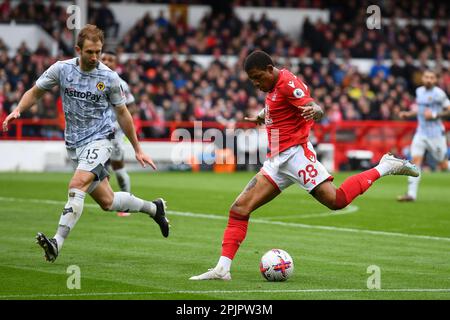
[0, 288, 449, 299]
[167, 210, 450, 242]
[0, 196, 99, 208]
[1, 197, 450, 242]
[259, 205, 359, 220]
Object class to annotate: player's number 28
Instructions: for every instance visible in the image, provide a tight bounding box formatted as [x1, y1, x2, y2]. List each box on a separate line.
[298, 164, 318, 185]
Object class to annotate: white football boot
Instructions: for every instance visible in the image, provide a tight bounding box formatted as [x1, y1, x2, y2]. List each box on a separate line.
[379, 153, 420, 177]
[189, 265, 231, 281]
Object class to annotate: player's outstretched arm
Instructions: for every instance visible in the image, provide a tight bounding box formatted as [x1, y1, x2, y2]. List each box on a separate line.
[300, 101, 324, 121]
[2, 86, 46, 132]
[114, 104, 157, 170]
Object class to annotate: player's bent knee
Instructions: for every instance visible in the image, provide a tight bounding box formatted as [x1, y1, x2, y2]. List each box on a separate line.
[330, 202, 347, 211]
[331, 194, 348, 210]
[69, 173, 96, 191]
[230, 203, 251, 218]
[69, 178, 91, 191]
[318, 198, 344, 211]
[325, 187, 347, 210]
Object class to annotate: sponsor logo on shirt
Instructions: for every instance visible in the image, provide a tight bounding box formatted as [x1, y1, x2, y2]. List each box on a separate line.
[64, 88, 102, 102]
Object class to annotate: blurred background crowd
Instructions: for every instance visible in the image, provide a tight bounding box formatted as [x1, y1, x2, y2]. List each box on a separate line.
[0, 0, 449, 138]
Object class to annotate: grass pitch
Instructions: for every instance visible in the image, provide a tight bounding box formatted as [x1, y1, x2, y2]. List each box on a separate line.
[0, 171, 449, 300]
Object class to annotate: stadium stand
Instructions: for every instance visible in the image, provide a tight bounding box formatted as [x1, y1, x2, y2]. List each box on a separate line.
[0, 1, 449, 154]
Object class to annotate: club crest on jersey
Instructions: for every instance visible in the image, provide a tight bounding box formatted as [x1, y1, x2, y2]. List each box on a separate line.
[96, 82, 106, 91]
[293, 88, 304, 98]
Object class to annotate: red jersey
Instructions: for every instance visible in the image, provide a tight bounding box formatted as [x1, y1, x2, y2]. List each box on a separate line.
[264, 68, 315, 157]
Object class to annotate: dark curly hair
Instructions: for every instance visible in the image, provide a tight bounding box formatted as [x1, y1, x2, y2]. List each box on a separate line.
[243, 50, 274, 72]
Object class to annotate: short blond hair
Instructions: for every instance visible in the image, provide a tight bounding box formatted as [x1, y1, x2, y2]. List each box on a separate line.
[77, 24, 104, 49]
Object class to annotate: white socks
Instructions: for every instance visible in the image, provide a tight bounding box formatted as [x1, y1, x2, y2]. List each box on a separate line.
[53, 190, 158, 251]
[407, 174, 421, 200]
[54, 188, 86, 250]
[374, 161, 391, 177]
[114, 168, 131, 193]
[216, 256, 232, 273]
[109, 192, 157, 217]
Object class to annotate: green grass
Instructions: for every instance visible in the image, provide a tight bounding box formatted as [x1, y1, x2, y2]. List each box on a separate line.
[0, 171, 449, 300]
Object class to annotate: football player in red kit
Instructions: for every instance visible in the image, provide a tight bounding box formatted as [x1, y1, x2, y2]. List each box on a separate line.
[190, 50, 419, 280]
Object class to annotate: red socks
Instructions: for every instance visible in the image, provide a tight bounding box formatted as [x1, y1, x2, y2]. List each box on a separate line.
[220, 169, 381, 259]
[335, 168, 381, 209]
[221, 211, 249, 260]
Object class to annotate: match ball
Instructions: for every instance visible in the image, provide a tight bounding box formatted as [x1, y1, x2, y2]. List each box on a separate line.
[259, 249, 294, 281]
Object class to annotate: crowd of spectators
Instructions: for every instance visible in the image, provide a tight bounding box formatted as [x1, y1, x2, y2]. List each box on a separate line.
[2, 39, 449, 139]
[120, 2, 450, 61]
[0, 0, 449, 139]
[0, 0, 120, 56]
[87, 0, 450, 16]
[2, 0, 449, 60]
[121, 10, 301, 57]
[303, 3, 450, 62]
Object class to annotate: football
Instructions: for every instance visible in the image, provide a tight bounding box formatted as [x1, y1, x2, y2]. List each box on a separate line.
[259, 249, 294, 281]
